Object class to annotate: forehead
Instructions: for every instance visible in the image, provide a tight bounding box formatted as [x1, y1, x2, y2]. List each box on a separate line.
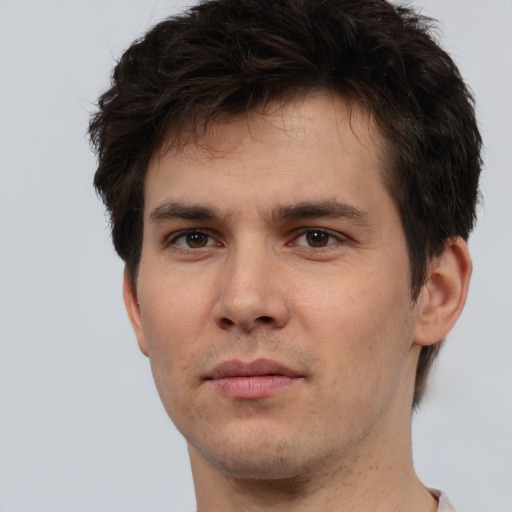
[145, 92, 388, 214]
[153, 92, 382, 164]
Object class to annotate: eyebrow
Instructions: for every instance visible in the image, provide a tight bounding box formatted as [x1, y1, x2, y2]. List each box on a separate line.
[149, 201, 218, 223]
[275, 200, 372, 227]
[148, 199, 372, 227]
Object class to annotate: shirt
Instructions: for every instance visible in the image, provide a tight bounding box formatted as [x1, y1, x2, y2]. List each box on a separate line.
[430, 489, 456, 512]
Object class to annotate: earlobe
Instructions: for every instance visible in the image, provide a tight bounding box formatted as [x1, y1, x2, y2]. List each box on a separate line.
[123, 268, 149, 357]
[413, 237, 472, 347]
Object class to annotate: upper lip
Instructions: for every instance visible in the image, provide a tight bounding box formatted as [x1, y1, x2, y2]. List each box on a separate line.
[207, 358, 301, 380]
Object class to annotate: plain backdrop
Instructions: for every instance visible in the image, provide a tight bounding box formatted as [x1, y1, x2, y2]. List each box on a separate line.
[0, 1, 511, 511]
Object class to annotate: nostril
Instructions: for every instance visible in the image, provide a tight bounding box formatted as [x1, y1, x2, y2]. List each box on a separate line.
[216, 315, 275, 331]
[219, 318, 235, 329]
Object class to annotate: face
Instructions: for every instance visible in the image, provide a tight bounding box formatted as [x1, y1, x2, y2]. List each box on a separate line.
[126, 93, 425, 480]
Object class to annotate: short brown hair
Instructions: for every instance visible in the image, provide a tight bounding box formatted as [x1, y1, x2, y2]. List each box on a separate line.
[89, 0, 482, 406]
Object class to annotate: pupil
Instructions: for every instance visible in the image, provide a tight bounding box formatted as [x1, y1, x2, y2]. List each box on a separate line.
[306, 231, 328, 247]
[187, 232, 207, 248]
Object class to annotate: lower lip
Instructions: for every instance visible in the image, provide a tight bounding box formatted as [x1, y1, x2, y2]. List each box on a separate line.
[209, 375, 300, 399]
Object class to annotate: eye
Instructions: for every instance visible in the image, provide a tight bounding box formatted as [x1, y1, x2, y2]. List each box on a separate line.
[293, 229, 342, 248]
[171, 231, 217, 249]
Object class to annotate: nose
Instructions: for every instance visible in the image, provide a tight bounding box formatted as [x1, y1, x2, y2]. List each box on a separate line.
[212, 245, 290, 333]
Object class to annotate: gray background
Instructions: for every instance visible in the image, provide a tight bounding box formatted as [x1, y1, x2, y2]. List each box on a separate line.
[0, 1, 510, 510]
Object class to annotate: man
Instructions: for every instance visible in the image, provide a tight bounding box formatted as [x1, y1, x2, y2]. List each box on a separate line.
[89, 0, 481, 510]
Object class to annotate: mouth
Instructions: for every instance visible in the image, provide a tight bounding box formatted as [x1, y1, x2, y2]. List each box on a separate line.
[206, 358, 304, 399]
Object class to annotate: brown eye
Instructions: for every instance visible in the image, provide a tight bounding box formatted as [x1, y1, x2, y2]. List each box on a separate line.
[172, 231, 214, 249]
[185, 232, 209, 248]
[292, 229, 343, 249]
[305, 230, 330, 247]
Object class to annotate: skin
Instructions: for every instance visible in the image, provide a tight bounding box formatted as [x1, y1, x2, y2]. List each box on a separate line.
[124, 92, 472, 511]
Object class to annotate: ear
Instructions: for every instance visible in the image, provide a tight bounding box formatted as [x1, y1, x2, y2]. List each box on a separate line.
[123, 268, 149, 357]
[413, 237, 472, 347]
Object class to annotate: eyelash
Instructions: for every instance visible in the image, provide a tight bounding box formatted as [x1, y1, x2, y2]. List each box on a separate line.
[166, 228, 347, 251]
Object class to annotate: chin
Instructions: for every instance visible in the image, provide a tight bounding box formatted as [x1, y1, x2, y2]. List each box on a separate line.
[191, 429, 335, 481]
[211, 455, 301, 480]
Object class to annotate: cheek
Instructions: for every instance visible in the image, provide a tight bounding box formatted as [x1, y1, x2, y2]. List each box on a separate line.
[293, 270, 392, 337]
[137, 273, 211, 394]
[293, 271, 414, 385]
[139, 267, 212, 344]
[140, 300, 204, 427]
